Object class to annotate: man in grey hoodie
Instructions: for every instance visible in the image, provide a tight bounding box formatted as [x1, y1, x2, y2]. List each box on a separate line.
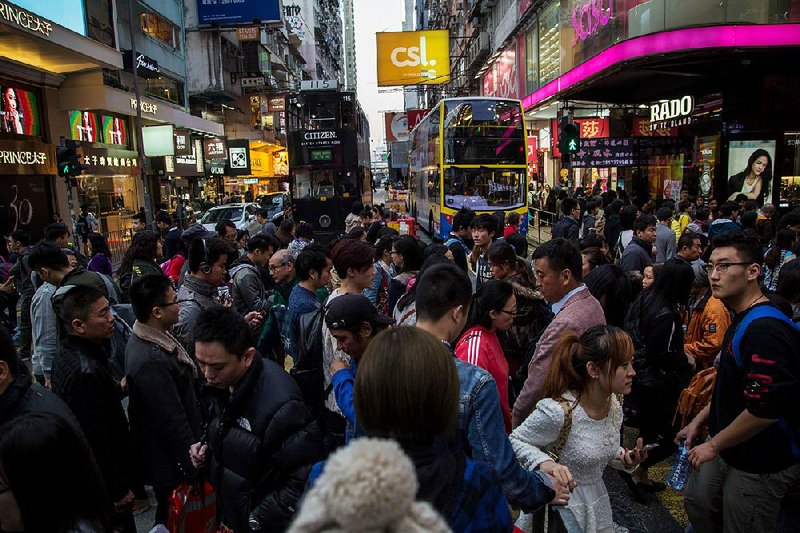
[229, 234, 279, 315]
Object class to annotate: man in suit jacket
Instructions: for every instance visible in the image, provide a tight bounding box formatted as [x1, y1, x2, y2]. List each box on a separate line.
[512, 238, 606, 427]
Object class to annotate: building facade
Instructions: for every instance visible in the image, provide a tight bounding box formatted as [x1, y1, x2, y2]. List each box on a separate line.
[343, 0, 357, 91]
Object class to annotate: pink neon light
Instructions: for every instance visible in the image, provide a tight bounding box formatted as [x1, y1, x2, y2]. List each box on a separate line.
[522, 24, 800, 110]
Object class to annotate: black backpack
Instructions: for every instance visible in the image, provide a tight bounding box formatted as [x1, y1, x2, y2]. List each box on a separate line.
[290, 300, 326, 412]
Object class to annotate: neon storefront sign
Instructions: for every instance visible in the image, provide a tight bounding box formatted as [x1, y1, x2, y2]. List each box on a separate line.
[571, 0, 613, 46]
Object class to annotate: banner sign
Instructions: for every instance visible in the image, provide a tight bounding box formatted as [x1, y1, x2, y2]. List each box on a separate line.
[570, 137, 692, 168]
[0, 138, 55, 175]
[226, 139, 251, 176]
[376, 30, 450, 87]
[197, 0, 280, 25]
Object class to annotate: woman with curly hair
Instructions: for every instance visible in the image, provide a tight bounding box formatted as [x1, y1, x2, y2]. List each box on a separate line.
[117, 230, 163, 301]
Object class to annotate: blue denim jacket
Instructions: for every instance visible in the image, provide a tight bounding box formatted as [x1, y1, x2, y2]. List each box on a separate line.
[450, 345, 555, 512]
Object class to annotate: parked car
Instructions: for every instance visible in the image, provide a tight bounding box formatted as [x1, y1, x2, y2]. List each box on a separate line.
[200, 203, 260, 232]
[256, 192, 288, 221]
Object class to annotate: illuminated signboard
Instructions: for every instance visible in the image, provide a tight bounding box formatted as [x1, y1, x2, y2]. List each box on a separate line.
[0, 86, 41, 136]
[570, 0, 613, 46]
[197, 0, 280, 25]
[69, 110, 100, 143]
[310, 149, 333, 162]
[376, 30, 450, 86]
[2, 0, 87, 36]
[101, 115, 128, 146]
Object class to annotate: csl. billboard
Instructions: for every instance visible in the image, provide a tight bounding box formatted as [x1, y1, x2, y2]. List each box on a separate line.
[197, 0, 280, 25]
[376, 30, 450, 87]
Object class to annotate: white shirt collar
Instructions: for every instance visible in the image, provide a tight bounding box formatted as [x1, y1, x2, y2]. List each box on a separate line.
[551, 284, 586, 315]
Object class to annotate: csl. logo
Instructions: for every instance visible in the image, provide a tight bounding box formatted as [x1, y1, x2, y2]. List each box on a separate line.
[391, 35, 436, 68]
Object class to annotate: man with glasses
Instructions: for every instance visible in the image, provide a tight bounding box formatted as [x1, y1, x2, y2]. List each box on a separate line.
[257, 249, 301, 364]
[126, 274, 202, 530]
[679, 233, 800, 532]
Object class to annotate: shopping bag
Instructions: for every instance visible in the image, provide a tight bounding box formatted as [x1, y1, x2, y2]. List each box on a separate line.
[167, 481, 217, 533]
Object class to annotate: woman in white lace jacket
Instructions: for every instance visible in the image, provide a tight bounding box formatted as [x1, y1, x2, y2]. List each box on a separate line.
[511, 325, 647, 532]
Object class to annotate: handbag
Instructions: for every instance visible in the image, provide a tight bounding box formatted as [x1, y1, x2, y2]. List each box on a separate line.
[526, 397, 575, 533]
[167, 481, 217, 533]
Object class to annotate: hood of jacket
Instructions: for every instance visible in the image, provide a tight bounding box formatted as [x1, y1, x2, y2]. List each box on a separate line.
[182, 274, 217, 298]
[229, 256, 259, 279]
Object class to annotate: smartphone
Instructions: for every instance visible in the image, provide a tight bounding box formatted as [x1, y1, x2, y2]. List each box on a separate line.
[639, 443, 659, 452]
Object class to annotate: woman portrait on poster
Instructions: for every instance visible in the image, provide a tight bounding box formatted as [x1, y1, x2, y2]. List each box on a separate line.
[727, 149, 772, 205]
[2, 87, 24, 134]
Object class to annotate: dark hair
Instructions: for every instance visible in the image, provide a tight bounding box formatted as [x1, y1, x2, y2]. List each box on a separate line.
[44, 223, 69, 242]
[678, 200, 692, 212]
[465, 279, 514, 330]
[155, 211, 172, 225]
[633, 214, 657, 234]
[606, 199, 624, 215]
[415, 263, 472, 322]
[778, 211, 800, 230]
[532, 238, 583, 283]
[561, 198, 579, 216]
[28, 240, 70, 271]
[235, 229, 249, 243]
[507, 211, 521, 226]
[193, 306, 252, 358]
[720, 201, 739, 218]
[360, 208, 374, 220]
[0, 413, 112, 532]
[584, 265, 631, 328]
[742, 149, 773, 197]
[331, 238, 374, 276]
[470, 213, 498, 235]
[296, 221, 315, 240]
[214, 220, 236, 237]
[619, 205, 638, 231]
[640, 259, 694, 326]
[423, 243, 449, 261]
[452, 207, 476, 232]
[395, 253, 451, 313]
[355, 327, 459, 442]
[393, 235, 424, 273]
[132, 212, 146, 224]
[350, 201, 364, 216]
[542, 325, 634, 399]
[487, 240, 517, 270]
[374, 235, 394, 261]
[9, 229, 30, 246]
[278, 218, 296, 236]
[0, 324, 24, 376]
[346, 226, 367, 241]
[656, 206, 673, 222]
[586, 198, 601, 212]
[295, 244, 330, 281]
[695, 207, 710, 221]
[580, 232, 607, 251]
[129, 274, 172, 323]
[677, 232, 701, 251]
[60, 284, 106, 325]
[506, 232, 528, 258]
[581, 247, 609, 273]
[118, 230, 161, 276]
[245, 234, 277, 253]
[87, 233, 111, 257]
[188, 237, 231, 273]
[764, 229, 797, 269]
[777, 258, 800, 303]
[740, 210, 758, 231]
[711, 232, 764, 265]
[256, 208, 270, 219]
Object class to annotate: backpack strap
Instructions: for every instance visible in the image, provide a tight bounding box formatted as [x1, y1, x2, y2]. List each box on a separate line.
[731, 305, 795, 367]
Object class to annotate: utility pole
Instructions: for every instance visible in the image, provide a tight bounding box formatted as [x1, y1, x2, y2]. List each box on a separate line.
[126, 0, 153, 225]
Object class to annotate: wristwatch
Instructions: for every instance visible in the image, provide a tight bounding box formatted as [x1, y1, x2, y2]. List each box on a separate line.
[248, 516, 262, 532]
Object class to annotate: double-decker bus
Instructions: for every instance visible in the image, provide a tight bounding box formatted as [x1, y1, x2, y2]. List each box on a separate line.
[285, 89, 372, 241]
[409, 97, 528, 240]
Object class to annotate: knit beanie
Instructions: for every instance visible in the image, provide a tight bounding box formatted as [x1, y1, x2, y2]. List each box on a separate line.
[288, 438, 451, 533]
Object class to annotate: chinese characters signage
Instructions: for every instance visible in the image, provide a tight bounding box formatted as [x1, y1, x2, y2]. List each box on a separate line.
[0, 138, 55, 175]
[78, 145, 139, 176]
[571, 137, 692, 168]
[203, 137, 227, 160]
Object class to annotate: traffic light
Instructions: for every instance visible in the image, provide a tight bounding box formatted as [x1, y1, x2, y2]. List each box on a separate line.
[56, 141, 85, 180]
[558, 117, 580, 155]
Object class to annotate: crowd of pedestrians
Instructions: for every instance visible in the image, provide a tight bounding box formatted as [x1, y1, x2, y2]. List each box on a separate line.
[0, 190, 799, 533]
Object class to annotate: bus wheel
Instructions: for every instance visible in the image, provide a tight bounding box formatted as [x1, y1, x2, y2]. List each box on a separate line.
[428, 210, 433, 235]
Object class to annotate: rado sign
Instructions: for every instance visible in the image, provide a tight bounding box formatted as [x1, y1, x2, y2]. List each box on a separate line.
[649, 96, 694, 132]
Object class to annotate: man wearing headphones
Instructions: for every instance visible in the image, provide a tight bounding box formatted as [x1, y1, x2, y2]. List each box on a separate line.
[173, 237, 232, 354]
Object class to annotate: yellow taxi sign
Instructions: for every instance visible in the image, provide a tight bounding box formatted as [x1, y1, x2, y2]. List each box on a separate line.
[376, 30, 450, 87]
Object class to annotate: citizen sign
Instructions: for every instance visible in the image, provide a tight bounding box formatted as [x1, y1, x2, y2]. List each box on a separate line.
[303, 131, 337, 140]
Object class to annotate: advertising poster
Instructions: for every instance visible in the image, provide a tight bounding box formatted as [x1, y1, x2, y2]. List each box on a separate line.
[69, 110, 100, 142]
[726, 140, 776, 206]
[376, 30, 450, 86]
[384, 112, 409, 142]
[197, 0, 280, 25]
[1, 86, 41, 136]
[102, 115, 128, 146]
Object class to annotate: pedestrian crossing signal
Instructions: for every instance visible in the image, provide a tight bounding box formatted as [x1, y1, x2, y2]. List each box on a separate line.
[559, 121, 580, 155]
[57, 141, 86, 178]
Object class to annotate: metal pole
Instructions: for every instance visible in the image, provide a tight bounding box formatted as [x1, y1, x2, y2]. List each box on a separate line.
[126, 0, 153, 225]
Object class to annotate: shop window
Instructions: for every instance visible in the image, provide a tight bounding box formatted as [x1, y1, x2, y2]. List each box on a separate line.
[145, 76, 185, 106]
[538, 1, 560, 87]
[141, 12, 181, 51]
[525, 25, 538, 94]
[86, 0, 115, 47]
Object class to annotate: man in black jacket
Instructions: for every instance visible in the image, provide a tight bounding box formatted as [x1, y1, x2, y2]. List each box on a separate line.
[52, 285, 135, 532]
[552, 198, 581, 243]
[189, 307, 324, 532]
[230, 234, 278, 315]
[127, 274, 203, 528]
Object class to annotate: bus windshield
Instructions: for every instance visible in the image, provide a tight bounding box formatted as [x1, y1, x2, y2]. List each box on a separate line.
[443, 168, 525, 211]
[293, 168, 359, 199]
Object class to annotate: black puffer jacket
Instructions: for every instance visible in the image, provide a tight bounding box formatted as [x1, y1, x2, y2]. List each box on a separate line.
[205, 354, 324, 532]
[0, 374, 80, 429]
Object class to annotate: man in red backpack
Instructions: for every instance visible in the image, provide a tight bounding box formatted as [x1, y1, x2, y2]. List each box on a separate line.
[677, 233, 800, 532]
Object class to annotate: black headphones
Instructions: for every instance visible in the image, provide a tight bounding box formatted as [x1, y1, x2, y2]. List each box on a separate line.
[200, 238, 212, 275]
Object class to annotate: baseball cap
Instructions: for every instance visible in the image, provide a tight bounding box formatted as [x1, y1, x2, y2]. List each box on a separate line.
[181, 223, 216, 242]
[325, 293, 395, 330]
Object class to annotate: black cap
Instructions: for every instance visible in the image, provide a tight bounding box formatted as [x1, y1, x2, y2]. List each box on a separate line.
[325, 293, 395, 330]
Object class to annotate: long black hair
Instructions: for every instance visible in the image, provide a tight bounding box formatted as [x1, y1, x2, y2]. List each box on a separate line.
[464, 279, 514, 330]
[764, 229, 796, 270]
[742, 148, 773, 199]
[640, 259, 694, 326]
[87, 232, 111, 258]
[0, 412, 112, 532]
[393, 235, 424, 274]
[118, 229, 160, 275]
[585, 264, 632, 328]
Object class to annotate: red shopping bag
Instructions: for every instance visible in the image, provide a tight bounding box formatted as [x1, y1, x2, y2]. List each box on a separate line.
[167, 481, 217, 533]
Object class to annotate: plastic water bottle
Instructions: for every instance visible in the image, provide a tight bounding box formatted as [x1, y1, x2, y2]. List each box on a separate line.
[667, 442, 691, 490]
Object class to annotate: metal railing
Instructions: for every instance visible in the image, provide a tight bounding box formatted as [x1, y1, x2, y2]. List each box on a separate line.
[106, 229, 133, 269]
[527, 208, 557, 246]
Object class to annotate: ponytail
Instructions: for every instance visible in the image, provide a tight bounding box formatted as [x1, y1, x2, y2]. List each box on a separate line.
[541, 332, 582, 399]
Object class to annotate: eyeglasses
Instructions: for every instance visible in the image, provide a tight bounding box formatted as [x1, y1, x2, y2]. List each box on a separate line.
[497, 309, 517, 317]
[268, 263, 288, 271]
[155, 299, 192, 308]
[703, 262, 752, 274]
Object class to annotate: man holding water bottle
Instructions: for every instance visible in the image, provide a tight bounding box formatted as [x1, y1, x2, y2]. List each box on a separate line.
[676, 233, 800, 532]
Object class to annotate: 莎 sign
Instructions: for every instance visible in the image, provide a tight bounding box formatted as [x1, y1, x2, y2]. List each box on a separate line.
[571, 0, 613, 46]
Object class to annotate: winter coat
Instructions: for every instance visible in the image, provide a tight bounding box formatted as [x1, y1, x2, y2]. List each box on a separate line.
[0, 374, 81, 429]
[230, 256, 270, 314]
[119, 259, 162, 301]
[205, 354, 324, 532]
[707, 218, 742, 241]
[125, 322, 203, 488]
[552, 216, 580, 242]
[684, 293, 731, 370]
[497, 274, 553, 376]
[174, 274, 218, 352]
[619, 237, 653, 274]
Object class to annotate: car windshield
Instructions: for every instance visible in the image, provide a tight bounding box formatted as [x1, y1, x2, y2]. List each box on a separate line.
[201, 207, 244, 223]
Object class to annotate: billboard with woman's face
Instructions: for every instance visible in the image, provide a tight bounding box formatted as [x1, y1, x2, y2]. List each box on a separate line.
[102, 115, 128, 146]
[1, 86, 41, 136]
[727, 140, 776, 206]
[69, 110, 100, 143]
